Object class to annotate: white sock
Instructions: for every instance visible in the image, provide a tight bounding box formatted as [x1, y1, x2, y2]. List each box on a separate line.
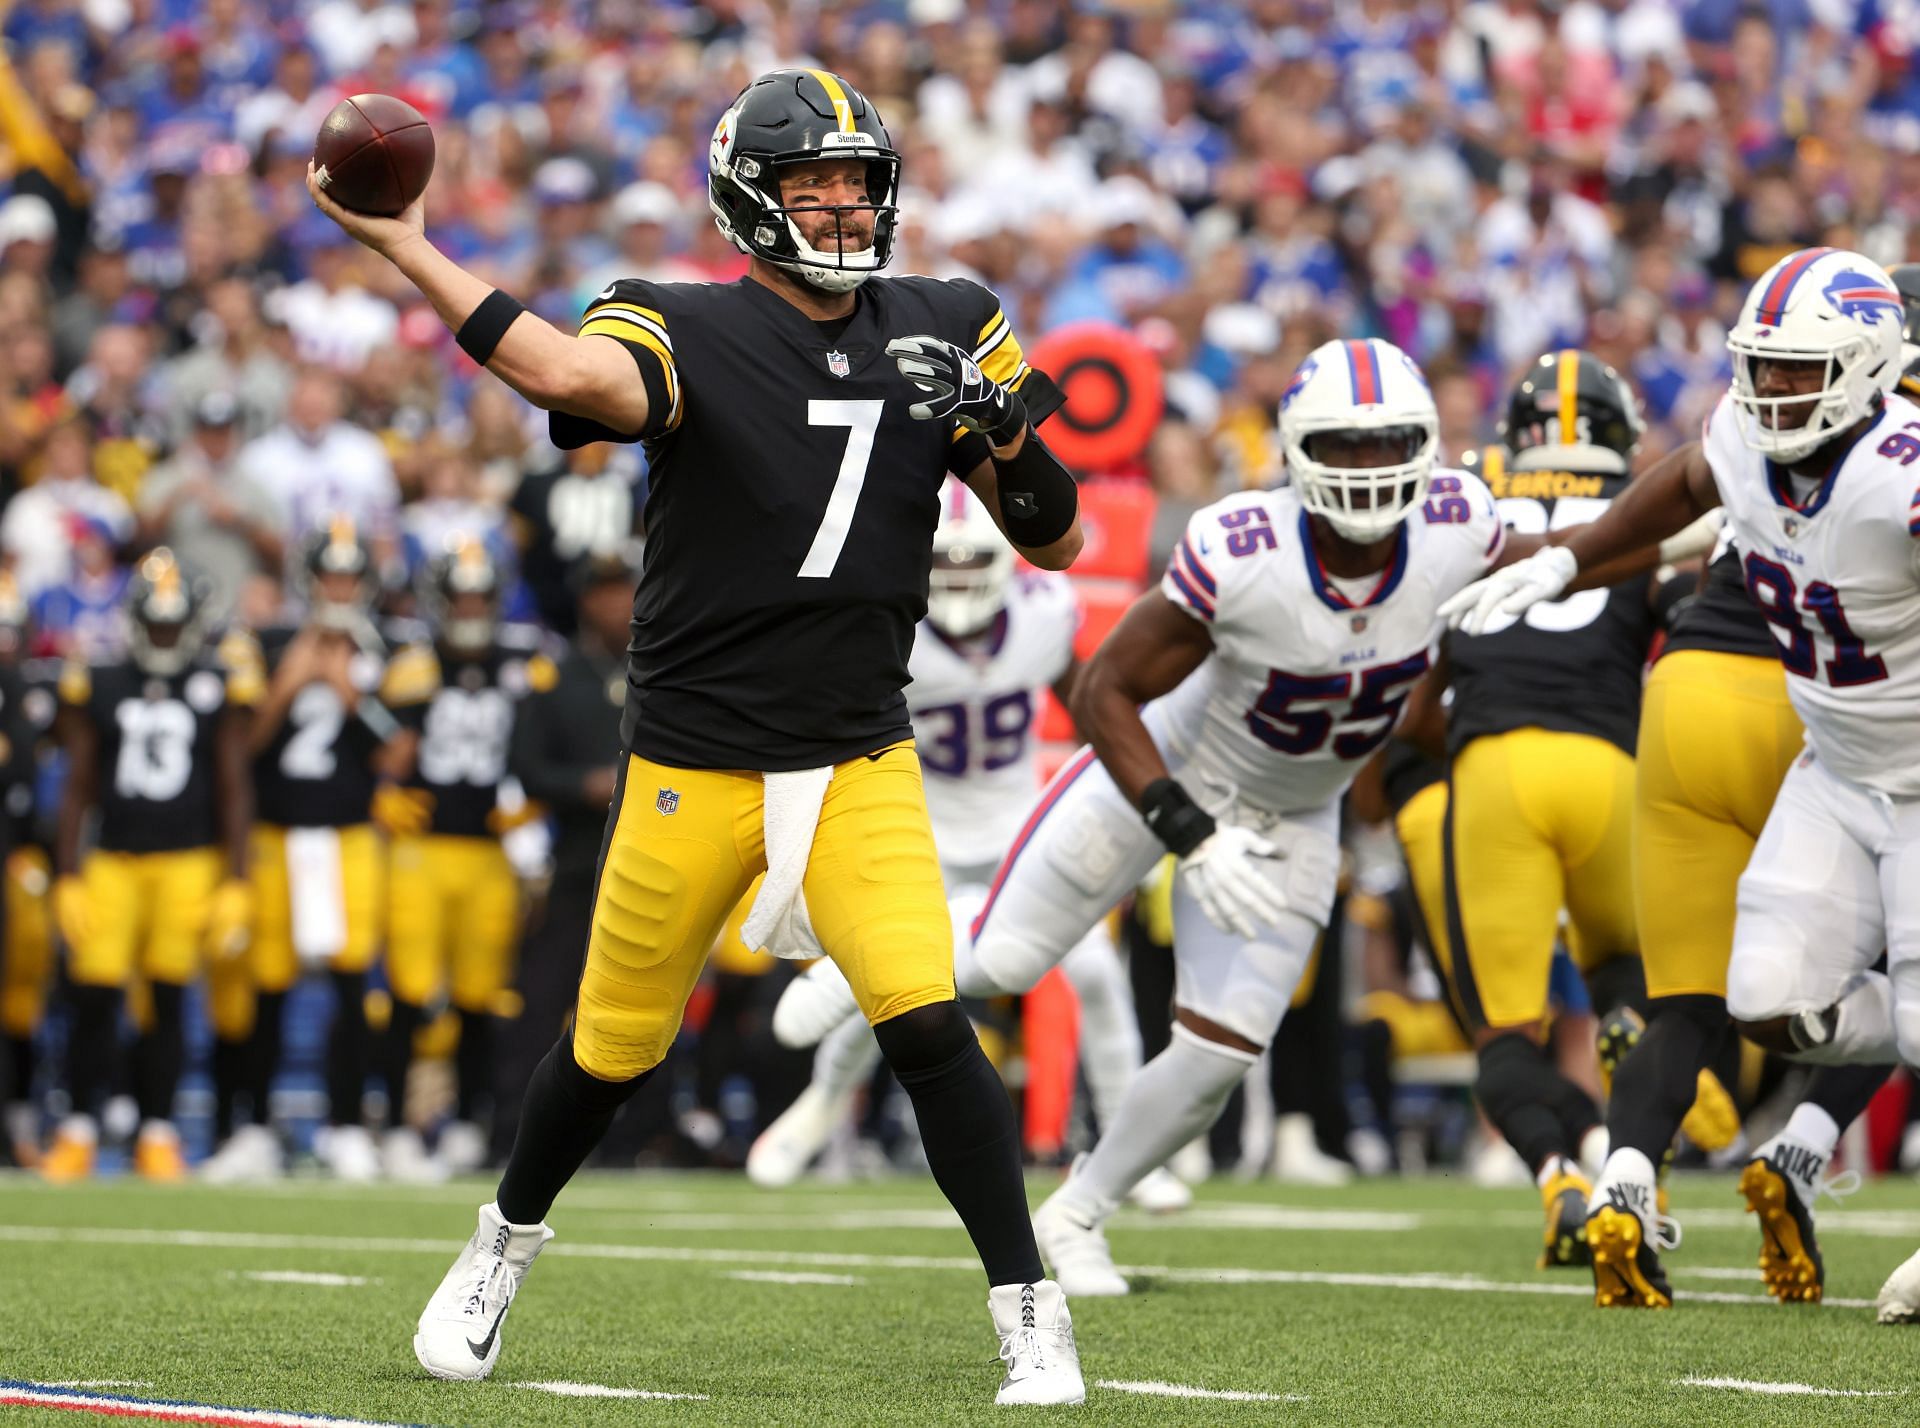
[1059, 928, 1142, 1127]
[1796, 972, 1899, 1064]
[952, 925, 1007, 999]
[1586, 1146, 1657, 1220]
[812, 1014, 883, 1103]
[1780, 1102, 1841, 1160]
[1535, 1153, 1576, 1191]
[1053, 1023, 1256, 1225]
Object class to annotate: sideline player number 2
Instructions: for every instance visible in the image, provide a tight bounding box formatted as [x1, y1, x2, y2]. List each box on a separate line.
[307, 68, 1089, 1406]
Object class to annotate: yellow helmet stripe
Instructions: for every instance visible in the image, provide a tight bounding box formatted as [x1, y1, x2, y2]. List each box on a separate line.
[809, 69, 856, 133]
[1557, 349, 1580, 445]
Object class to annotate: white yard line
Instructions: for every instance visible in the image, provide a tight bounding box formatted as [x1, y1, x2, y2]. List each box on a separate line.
[1677, 1377, 1904, 1397]
[514, 1381, 708, 1401]
[722, 1270, 862, 1286]
[235, 1271, 375, 1287]
[1097, 1380, 1306, 1402]
[0, 1223, 1875, 1308]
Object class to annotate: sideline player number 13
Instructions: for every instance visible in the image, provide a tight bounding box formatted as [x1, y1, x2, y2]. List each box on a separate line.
[307, 68, 1089, 1406]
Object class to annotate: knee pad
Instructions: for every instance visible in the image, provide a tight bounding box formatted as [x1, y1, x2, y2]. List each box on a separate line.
[972, 925, 1055, 997]
[871, 998, 975, 1079]
[555, 1036, 651, 1116]
[1725, 944, 1798, 1025]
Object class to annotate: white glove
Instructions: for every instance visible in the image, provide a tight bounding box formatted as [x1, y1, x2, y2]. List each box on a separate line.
[1178, 824, 1287, 939]
[1438, 544, 1579, 636]
[1656, 507, 1726, 565]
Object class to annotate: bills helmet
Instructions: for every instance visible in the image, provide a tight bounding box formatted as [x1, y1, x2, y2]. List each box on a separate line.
[1726, 247, 1902, 462]
[1280, 338, 1440, 543]
[708, 69, 900, 294]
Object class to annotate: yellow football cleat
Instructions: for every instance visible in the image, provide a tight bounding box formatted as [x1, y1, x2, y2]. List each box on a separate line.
[1739, 1155, 1823, 1303]
[133, 1124, 188, 1183]
[1589, 1203, 1674, 1308]
[39, 1122, 96, 1183]
[1680, 1068, 1742, 1153]
[1539, 1163, 1594, 1269]
[1594, 1007, 1644, 1099]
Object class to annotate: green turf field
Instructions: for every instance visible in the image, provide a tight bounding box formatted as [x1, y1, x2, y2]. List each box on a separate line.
[2, 1168, 1918, 1426]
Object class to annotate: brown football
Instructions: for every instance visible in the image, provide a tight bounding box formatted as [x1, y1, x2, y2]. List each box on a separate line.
[313, 94, 434, 217]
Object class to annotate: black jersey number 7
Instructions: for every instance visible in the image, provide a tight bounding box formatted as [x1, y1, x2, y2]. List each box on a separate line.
[798, 399, 883, 578]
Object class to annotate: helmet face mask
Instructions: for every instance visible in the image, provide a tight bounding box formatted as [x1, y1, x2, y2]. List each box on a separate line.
[1281, 339, 1440, 544]
[709, 70, 900, 294]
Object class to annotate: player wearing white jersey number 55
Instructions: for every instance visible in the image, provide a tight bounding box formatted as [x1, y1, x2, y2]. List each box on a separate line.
[1444, 247, 1920, 1307]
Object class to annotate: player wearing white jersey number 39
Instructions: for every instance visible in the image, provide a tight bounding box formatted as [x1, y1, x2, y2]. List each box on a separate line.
[1445, 246, 1920, 1310]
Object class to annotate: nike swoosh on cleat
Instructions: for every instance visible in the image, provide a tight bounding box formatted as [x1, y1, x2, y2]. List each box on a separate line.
[467, 1305, 507, 1359]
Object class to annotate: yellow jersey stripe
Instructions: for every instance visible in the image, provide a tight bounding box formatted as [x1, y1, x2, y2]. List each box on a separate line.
[581, 308, 675, 355]
[978, 329, 1026, 388]
[975, 309, 1009, 352]
[974, 321, 1013, 365]
[580, 319, 681, 422]
[1557, 349, 1579, 445]
[584, 302, 672, 341]
[809, 69, 856, 133]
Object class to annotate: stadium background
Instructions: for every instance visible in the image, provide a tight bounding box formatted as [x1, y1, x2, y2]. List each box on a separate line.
[3, 0, 1920, 1177]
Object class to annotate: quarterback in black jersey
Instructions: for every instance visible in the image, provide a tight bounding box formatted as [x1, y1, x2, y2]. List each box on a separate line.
[310, 66, 1086, 1403]
[43, 550, 258, 1183]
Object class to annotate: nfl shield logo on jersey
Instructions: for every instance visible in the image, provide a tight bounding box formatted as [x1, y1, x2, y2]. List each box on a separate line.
[826, 350, 851, 378]
[656, 787, 680, 816]
[1351, 614, 1369, 634]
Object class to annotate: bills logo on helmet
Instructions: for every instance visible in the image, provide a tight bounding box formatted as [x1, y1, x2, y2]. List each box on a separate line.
[1822, 270, 1903, 323]
[1281, 356, 1318, 410]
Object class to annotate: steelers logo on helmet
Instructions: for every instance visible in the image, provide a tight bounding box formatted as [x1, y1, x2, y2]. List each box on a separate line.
[1279, 338, 1440, 544]
[1727, 247, 1903, 462]
[299, 513, 379, 635]
[1499, 349, 1643, 477]
[926, 478, 1015, 639]
[127, 547, 210, 677]
[422, 535, 502, 655]
[707, 68, 900, 294]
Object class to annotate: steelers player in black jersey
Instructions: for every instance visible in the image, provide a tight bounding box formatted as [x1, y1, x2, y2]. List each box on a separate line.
[42, 550, 258, 1182]
[1580, 273, 1920, 1310]
[0, 572, 54, 1167]
[1436, 352, 1697, 1269]
[376, 539, 553, 1182]
[202, 520, 404, 1185]
[309, 66, 1086, 1403]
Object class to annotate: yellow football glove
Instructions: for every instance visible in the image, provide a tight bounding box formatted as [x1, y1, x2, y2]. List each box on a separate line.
[372, 783, 435, 836]
[206, 878, 253, 961]
[52, 875, 90, 951]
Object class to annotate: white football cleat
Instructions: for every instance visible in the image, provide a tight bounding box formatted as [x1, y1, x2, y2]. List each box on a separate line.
[989, 1281, 1085, 1406]
[770, 958, 861, 1049]
[383, 1126, 450, 1184]
[200, 1125, 284, 1184]
[316, 1124, 382, 1183]
[414, 1201, 554, 1380]
[1878, 1248, 1920, 1324]
[438, 1120, 488, 1176]
[1124, 1166, 1193, 1214]
[1033, 1190, 1129, 1298]
[746, 1082, 855, 1188]
[1270, 1113, 1352, 1186]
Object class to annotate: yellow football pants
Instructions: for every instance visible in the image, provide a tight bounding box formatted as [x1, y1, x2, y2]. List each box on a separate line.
[1445, 729, 1637, 1030]
[1, 848, 52, 1036]
[573, 742, 952, 1082]
[1393, 780, 1451, 975]
[385, 834, 519, 1012]
[69, 846, 223, 988]
[1636, 650, 1803, 999]
[207, 824, 386, 1041]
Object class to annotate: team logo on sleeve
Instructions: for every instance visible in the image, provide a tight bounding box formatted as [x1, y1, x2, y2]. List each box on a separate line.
[826, 350, 851, 378]
[656, 787, 680, 815]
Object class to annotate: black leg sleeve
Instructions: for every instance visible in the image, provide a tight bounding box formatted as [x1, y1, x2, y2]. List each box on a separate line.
[135, 982, 186, 1125]
[1803, 1061, 1899, 1133]
[248, 990, 286, 1129]
[1606, 994, 1727, 1162]
[494, 1036, 650, 1224]
[211, 1035, 245, 1141]
[1476, 1032, 1577, 1174]
[455, 1008, 495, 1124]
[326, 974, 367, 1128]
[65, 985, 121, 1121]
[381, 999, 426, 1128]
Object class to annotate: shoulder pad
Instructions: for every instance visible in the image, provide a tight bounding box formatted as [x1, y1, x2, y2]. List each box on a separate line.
[381, 644, 442, 706]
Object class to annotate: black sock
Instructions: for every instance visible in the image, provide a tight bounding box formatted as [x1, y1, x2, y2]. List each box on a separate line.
[872, 1000, 1043, 1287]
[212, 1037, 246, 1140]
[381, 999, 426, 1127]
[135, 982, 185, 1125]
[65, 985, 120, 1120]
[455, 1009, 495, 1124]
[248, 991, 286, 1129]
[1357, 1018, 1395, 1134]
[1803, 1061, 1898, 1135]
[1475, 1032, 1577, 1174]
[6, 1033, 33, 1104]
[1607, 994, 1726, 1162]
[495, 1037, 649, 1224]
[327, 974, 368, 1127]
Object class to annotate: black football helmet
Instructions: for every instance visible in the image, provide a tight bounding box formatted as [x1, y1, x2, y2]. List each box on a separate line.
[707, 68, 900, 294]
[1890, 263, 1920, 397]
[421, 537, 501, 655]
[1499, 349, 1643, 475]
[127, 547, 209, 676]
[297, 515, 379, 634]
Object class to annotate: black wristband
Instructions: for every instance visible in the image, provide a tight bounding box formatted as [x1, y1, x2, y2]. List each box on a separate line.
[1138, 778, 1216, 858]
[991, 432, 1078, 547]
[455, 288, 526, 365]
[983, 385, 1029, 446]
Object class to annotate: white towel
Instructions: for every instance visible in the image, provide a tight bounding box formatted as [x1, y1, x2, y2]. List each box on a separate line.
[740, 766, 833, 959]
[286, 826, 348, 967]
